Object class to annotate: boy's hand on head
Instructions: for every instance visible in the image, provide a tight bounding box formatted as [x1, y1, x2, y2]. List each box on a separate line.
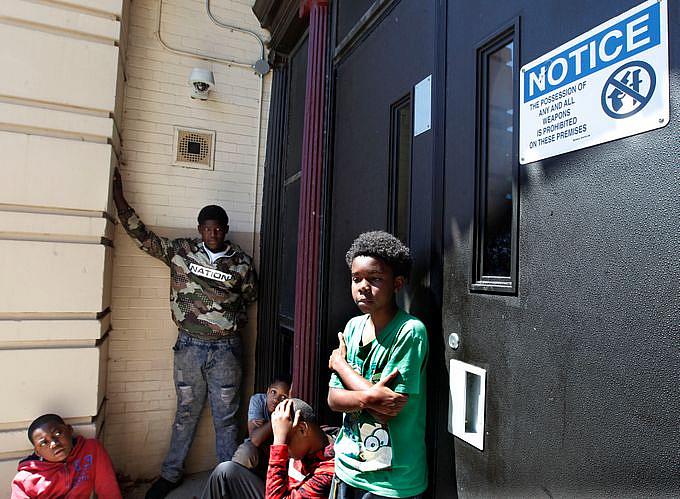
[271, 399, 299, 445]
[328, 331, 348, 371]
[364, 369, 408, 417]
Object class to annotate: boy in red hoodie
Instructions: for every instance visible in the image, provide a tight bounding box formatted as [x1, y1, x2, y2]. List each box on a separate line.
[11, 414, 122, 499]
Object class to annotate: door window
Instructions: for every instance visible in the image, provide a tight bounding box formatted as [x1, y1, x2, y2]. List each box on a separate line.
[389, 96, 412, 245]
[472, 27, 519, 293]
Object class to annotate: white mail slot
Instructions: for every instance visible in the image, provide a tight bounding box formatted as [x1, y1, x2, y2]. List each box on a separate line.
[448, 359, 487, 451]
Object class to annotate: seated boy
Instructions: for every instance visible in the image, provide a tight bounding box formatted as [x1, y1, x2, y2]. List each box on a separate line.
[11, 413, 122, 499]
[231, 378, 291, 473]
[201, 398, 335, 499]
[327, 231, 429, 498]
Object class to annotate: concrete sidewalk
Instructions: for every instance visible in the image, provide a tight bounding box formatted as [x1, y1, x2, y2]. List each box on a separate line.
[122, 471, 210, 499]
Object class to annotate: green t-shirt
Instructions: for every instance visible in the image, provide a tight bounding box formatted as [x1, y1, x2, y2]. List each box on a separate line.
[329, 309, 428, 498]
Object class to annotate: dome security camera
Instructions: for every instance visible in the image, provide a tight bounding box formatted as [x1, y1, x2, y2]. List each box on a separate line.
[188, 68, 215, 100]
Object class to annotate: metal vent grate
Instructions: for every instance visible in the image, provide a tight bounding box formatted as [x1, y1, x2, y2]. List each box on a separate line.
[173, 127, 215, 170]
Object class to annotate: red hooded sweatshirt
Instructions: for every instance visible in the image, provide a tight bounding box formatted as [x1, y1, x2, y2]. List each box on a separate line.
[11, 436, 122, 499]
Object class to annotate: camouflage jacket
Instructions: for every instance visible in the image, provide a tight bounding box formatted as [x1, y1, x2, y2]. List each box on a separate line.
[118, 207, 257, 340]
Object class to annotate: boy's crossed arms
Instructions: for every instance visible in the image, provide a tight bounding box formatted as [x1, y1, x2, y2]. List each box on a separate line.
[328, 332, 407, 423]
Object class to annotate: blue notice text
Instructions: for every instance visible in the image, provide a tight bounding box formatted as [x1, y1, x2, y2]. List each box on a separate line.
[523, 2, 660, 103]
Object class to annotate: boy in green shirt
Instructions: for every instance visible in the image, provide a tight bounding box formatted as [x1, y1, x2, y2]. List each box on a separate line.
[328, 231, 428, 498]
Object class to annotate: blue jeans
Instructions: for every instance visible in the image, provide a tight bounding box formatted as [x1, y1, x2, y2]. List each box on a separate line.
[161, 330, 242, 482]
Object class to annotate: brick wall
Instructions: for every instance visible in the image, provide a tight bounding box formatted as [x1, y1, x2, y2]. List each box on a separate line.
[105, 0, 270, 479]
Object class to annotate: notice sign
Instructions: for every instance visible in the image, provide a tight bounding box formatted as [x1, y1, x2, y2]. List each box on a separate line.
[519, 0, 669, 164]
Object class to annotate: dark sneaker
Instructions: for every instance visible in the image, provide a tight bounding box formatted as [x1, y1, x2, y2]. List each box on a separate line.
[145, 477, 182, 499]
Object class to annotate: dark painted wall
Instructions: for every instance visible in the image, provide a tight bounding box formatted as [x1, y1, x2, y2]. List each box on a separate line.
[254, 0, 310, 391]
[444, 0, 680, 497]
[279, 36, 309, 325]
[335, 0, 376, 42]
[327, 0, 434, 332]
[326, 0, 435, 358]
[322, 0, 437, 430]
[258, 0, 678, 496]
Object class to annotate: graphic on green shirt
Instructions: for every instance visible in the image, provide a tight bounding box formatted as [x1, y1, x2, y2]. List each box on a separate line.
[336, 414, 392, 472]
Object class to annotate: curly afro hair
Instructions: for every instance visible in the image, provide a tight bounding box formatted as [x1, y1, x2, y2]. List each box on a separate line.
[345, 231, 412, 279]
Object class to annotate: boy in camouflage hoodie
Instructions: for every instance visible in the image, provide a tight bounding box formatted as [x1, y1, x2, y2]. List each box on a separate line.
[112, 168, 257, 498]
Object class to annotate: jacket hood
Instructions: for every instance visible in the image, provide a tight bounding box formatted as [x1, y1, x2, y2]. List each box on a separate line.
[17, 435, 85, 472]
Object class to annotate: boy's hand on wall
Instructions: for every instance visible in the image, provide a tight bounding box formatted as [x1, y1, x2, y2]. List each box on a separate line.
[112, 167, 123, 193]
[112, 167, 128, 209]
[328, 332, 348, 371]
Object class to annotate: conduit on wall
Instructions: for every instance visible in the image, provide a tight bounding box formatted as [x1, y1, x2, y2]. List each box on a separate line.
[154, 0, 269, 256]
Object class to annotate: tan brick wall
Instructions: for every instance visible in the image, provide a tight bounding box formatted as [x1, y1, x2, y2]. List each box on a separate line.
[105, 0, 270, 479]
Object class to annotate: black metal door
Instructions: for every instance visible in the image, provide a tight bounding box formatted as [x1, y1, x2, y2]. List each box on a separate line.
[322, 1, 450, 495]
[325, 0, 437, 355]
[256, 33, 309, 389]
[443, 0, 679, 497]
[276, 35, 309, 379]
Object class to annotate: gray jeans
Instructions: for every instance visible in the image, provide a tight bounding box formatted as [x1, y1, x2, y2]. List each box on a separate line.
[160, 331, 242, 483]
[200, 461, 264, 499]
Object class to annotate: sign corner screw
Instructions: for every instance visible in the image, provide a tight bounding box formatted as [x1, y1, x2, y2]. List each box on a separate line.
[659, 118, 665, 123]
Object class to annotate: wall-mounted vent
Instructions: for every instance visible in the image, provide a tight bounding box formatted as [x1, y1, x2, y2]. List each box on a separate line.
[173, 127, 216, 170]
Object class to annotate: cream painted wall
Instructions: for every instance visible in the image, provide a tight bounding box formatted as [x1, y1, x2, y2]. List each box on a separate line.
[105, 0, 270, 480]
[0, 0, 127, 492]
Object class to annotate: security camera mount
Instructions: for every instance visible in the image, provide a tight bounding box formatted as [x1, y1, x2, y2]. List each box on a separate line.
[188, 68, 216, 100]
